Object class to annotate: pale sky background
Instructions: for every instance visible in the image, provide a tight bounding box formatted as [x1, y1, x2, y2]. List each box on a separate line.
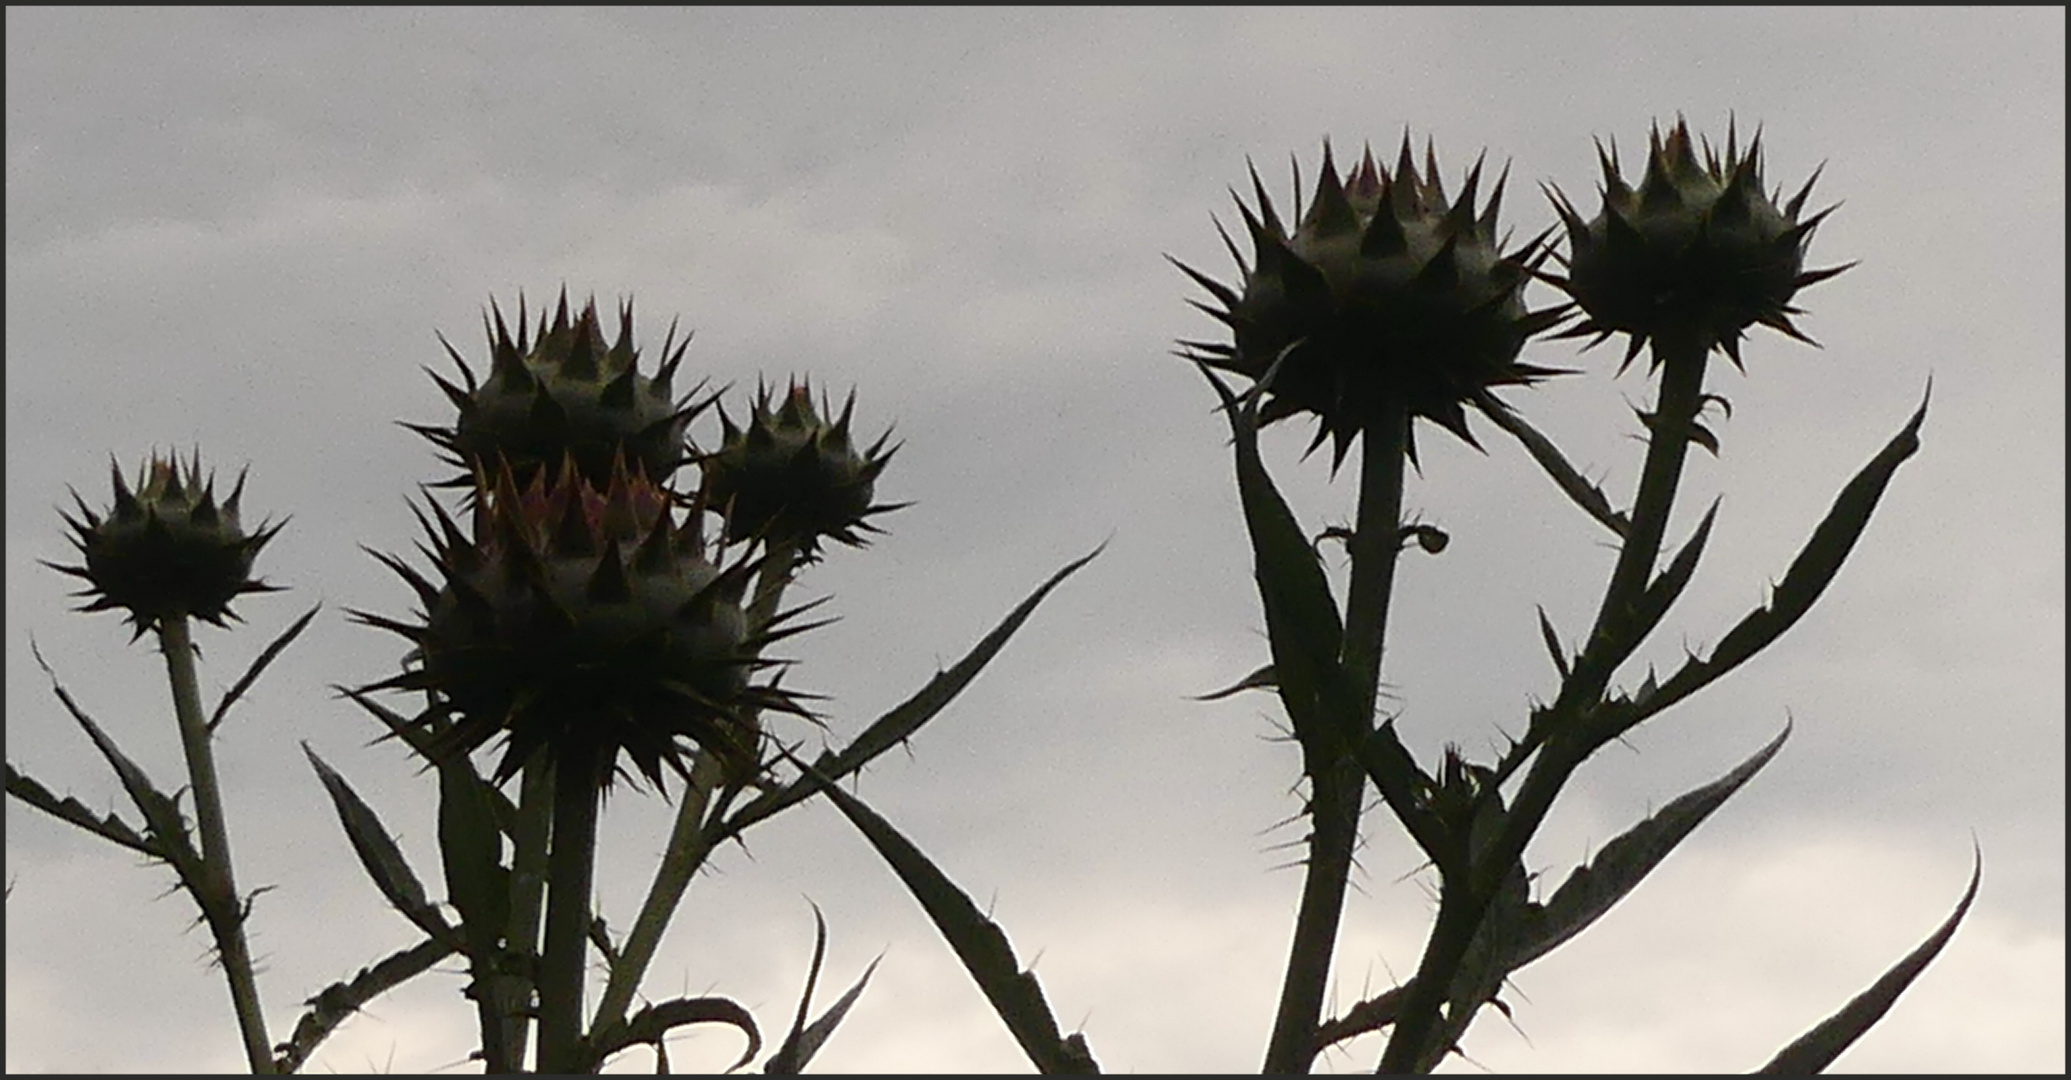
[6, 8, 2063, 1074]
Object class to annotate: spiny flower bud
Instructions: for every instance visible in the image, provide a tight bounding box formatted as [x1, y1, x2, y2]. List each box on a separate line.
[352, 452, 821, 790]
[1544, 116, 1852, 371]
[410, 290, 713, 495]
[47, 449, 284, 640]
[700, 378, 903, 557]
[1176, 135, 1570, 469]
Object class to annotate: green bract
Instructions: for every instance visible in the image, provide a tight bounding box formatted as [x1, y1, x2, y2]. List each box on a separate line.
[701, 379, 902, 557]
[412, 292, 709, 494]
[47, 450, 284, 639]
[353, 454, 813, 790]
[1545, 117, 1852, 370]
[1176, 136, 1570, 469]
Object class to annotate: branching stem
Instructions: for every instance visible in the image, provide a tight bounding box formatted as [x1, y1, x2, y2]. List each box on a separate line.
[1379, 335, 1713, 1073]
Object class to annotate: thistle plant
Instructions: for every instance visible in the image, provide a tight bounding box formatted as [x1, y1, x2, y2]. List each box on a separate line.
[1173, 134, 1570, 1070]
[10, 287, 1101, 1073]
[25, 450, 295, 1074]
[1158, 119, 1970, 1073]
[9, 118, 1979, 1075]
[331, 293, 1074, 1073]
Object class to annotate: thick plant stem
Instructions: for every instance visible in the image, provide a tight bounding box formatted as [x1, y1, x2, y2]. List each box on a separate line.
[1265, 759, 1363, 1074]
[1343, 402, 1410, 719]
[159, 616, 275, 1074]
[1379, 337, 1713, 1073]
[538, 744, 602, 1073]
[1262, 403, 1408, 1074]
[591, 538, 803, 1034]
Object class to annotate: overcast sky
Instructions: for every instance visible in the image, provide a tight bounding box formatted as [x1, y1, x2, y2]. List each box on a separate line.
[6, 8, 2063, 1074]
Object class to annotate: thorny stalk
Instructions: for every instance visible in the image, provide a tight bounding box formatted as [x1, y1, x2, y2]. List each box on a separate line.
[161, 615, 276, 1074]
[1264, 399, 1408, 1074]
[1377, 334, 1712, 1072]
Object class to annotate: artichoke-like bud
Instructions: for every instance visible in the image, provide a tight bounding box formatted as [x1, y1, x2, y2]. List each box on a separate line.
[1544, 117, 1852, 370]
[352, 453, 819, 790]
[410, 291, 712, 494]
[47, 449, 284, 640]
[700, 378, 903, 556]
[1176, 135, 1570, 469]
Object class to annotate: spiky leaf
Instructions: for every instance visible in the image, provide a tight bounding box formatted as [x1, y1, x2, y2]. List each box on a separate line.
[1756, 850, 1981, 1073]
[798, 757, 1099, 1074]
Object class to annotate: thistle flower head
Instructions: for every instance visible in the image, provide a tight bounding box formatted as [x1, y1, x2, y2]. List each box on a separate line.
[47, 449, 284, 640]
[1544, 116, 1852, 371]
[410, 290, 713, 495]
[1176, 134, 1571, 470]
[352, 452, 819, 791]
[699, 378, 904, 558]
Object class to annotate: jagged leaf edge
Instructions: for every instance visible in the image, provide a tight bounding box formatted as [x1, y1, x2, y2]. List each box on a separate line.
[30, 643, 208, 890]
[1473, 390, 1631, 539]
[1629, 386, 1929, 733]
[6, 761, 163, 860]
[1320, 724, 1790, 1055]
[1511, 723, 1790, 970]
[274, 936, 453, 1072]
[783, 954, 881, 1072]
[438, 750, 523, 1072]
[763, 902, 832, 1074]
